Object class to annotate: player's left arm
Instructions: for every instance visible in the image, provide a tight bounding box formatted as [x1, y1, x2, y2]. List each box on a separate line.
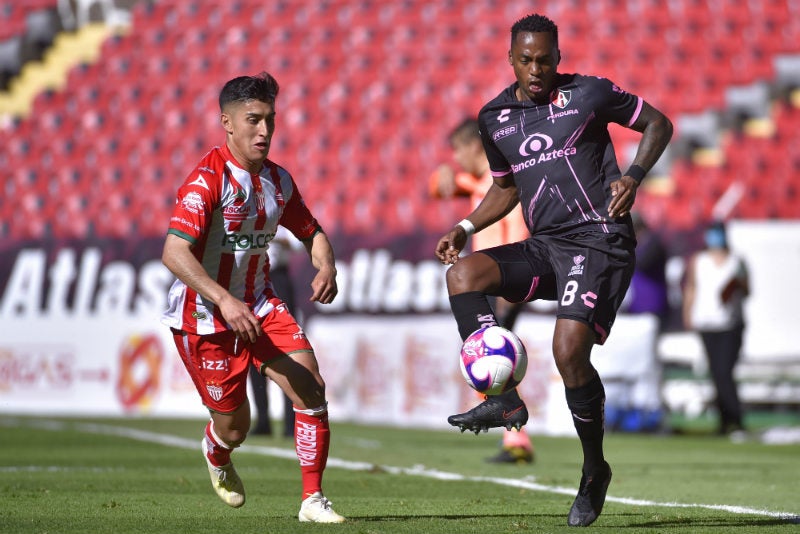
[301, 229, 338, 304]
[608, 102, 673, 218]
[277, 173, 338, 304]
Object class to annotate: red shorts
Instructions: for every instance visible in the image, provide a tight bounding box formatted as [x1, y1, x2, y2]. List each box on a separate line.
[172, 298, 313, 414]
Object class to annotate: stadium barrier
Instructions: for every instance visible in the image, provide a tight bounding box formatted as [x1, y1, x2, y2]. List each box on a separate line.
[1, 221, 798, 426]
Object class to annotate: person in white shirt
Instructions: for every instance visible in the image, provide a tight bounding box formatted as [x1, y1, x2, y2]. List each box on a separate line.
[683, 221, 750, 435]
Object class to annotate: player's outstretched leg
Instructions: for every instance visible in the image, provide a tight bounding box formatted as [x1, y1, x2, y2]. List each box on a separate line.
[567, 461, 612, 527]
[448, 389, 528, 434]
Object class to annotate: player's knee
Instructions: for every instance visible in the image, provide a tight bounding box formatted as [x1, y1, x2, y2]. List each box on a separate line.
[218, 427, 247, 447]
[446, 257, 490, 293]
[446, 261, 469, 292]
[293, 378, 326, 410]
[554, 348, 597, 388]
[552, 331, 595, 386]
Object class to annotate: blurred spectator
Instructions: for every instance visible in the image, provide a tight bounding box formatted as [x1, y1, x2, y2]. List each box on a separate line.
[628, 213, 670, 327]
[682, 221, 750, 436]
[430, 117, 534, 464]
[249, 225, 303, 437]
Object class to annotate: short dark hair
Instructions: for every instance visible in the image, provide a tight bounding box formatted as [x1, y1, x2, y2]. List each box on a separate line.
[448, 117, 481, 145]
[510, 13, 558, 47]
[219, 71, 280, 110]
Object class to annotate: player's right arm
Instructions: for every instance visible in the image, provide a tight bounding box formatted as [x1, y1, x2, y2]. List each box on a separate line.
[162, 234, 262, 342]
[435, 110, 521, 264]
[434, 175, 519, 265]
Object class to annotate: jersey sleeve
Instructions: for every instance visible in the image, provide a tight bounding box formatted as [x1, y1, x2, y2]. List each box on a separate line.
[478, 111, 513, 179]
[278, 176, 320, 240]
[592, 76, 644, 127]
[167, 151, 222, 243]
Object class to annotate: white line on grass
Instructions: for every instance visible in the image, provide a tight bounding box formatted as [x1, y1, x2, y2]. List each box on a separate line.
[7, 418, 799, 522]
[0, 466, 125, 473]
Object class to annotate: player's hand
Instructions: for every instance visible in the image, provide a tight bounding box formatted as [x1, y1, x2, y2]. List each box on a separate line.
[309, 266, 338, 304]
[218, 293, 262, 343]
[608, 175, 639, 218]
[435, 226, 468, 265]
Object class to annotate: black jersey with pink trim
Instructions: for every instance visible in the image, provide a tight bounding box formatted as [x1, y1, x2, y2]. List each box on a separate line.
[478, 73, 643, 238]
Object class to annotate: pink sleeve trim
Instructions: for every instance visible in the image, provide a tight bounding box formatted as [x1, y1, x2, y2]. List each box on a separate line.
[627, 96, 644, 127]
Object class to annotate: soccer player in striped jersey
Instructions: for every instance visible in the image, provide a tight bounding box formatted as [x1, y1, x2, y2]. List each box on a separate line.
[161, 72, 344, 523]
[434, 13, 673, 527]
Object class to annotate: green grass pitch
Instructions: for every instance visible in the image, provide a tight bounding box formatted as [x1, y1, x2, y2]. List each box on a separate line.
[0, 415, 798, 533]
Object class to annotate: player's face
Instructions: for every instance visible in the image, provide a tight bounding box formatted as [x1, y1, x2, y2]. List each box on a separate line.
[508, 31, 560, 103]
[220, 98, 276, 173]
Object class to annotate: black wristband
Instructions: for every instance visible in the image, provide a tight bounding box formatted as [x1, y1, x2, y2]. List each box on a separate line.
[625, 164, 647, 183]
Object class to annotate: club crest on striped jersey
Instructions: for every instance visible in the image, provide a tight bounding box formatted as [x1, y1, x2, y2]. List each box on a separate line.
[256, 189, 267, 212]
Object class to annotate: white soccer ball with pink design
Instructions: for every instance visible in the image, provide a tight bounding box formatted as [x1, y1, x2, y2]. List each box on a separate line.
[459, 326, 528, 395]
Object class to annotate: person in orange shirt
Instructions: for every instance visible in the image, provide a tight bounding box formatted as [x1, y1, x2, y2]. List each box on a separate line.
[430, 117, 534, 464]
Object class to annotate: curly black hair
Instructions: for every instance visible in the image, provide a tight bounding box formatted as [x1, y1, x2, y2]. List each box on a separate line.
[510, 13, 559, 47]
[219, 71, 280, 110]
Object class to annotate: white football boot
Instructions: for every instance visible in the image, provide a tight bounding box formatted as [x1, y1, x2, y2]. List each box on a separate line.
[298, 492, 346, 523]
[201, 439, 245, 508]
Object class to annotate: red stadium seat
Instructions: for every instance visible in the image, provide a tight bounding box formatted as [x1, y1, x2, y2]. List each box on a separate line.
[3, 0, 800, 241]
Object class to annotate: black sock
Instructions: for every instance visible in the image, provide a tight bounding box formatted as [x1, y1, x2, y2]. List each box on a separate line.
[499, 387, 522, 403]
[449, 291, 497, 341]
[565, 373, 606, 473]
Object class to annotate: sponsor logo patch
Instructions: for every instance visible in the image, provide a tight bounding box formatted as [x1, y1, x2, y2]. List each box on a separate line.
[568, 255, 585, 276]
[180, 192, 205, 213]
[222, 203, 249, 221]
[519, 133, 554, 157]
[493, 124, 517, 141]
[189, 174, 210, 189]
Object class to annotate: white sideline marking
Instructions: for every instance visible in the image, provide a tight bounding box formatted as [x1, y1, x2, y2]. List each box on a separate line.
[6, 418, 799, 522]
[0, 466, 124, 473]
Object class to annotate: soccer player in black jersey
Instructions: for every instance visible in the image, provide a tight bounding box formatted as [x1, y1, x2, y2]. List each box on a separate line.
[434, 13, 673, 527]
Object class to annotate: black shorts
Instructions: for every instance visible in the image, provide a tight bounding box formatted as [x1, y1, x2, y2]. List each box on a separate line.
[479, 231, 636, 344]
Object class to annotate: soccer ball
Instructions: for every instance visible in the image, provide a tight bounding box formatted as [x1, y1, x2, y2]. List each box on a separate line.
[459, 326, 528, 395]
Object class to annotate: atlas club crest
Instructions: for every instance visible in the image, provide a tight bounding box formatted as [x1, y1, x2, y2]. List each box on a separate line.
[552, 89, 571, 109]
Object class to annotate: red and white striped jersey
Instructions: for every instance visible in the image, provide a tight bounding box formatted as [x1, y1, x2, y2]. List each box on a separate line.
[161, 143, 319, 334]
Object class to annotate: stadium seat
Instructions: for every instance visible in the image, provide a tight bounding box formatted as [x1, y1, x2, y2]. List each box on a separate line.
[0, 3, 27, 41]
[3, 0, 800, 241]
[0, 36, 23, 90]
